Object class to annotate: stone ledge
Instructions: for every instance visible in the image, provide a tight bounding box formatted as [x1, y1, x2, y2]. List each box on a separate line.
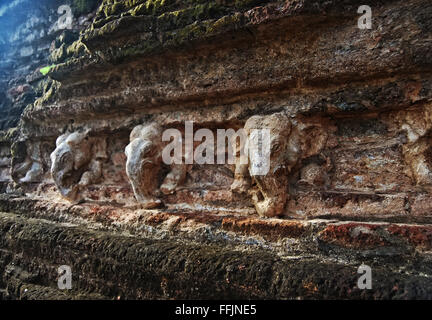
[1, 210, 432, 299]
[2, 195, 432, 254]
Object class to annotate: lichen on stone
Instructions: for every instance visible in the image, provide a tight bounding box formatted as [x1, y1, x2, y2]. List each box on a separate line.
[40, 65, 55, 76]
[33, 80, 61, 107]
[72, 0, 101, 16]
[0, 128, 18, 144]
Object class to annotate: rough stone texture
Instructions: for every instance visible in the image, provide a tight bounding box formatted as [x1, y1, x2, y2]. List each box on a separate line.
[50, 130, 107, 201]
[125, 122, 188, 208]
[231, 112, 330, 217]
[0, 0, 432, 299]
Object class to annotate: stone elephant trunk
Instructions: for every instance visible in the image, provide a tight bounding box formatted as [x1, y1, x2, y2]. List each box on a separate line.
[50, 130, 106, 201]
[231, 113, 330, 217]
[125, 123, 188, 209]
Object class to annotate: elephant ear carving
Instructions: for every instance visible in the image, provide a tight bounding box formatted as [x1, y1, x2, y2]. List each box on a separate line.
[124, 123, 188, 208]
[231, 113, 329, 217]
[50, 131, 105, 202]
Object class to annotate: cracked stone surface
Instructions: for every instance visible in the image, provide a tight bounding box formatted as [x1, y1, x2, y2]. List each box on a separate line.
[0, 0, 432, 299]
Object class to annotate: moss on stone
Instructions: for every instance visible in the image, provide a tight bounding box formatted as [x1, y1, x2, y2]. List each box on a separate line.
[104, 1, 126, 16]
[54, 0, 276, 69]
[66, 40, 89, 57]
[34, 80, 61, 107]
[82, 5, 245, 63]
[156, 2, 227, 29]
[72, 0, 101, 16]
[0, 127, 18, 144]
[1, 209, 432, 299]
[206, 12, 243, 33]
[50, 44, 67, 64]
[40, 65, 56, 76]
[50, 39, 89, 64]
[98, 0, 230, 20]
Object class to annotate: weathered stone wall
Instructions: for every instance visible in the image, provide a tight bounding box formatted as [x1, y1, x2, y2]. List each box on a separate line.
[0, 0, 99, 131]
[1, 0, 432, 299]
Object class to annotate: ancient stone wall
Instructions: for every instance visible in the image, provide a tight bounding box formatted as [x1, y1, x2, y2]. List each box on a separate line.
[1, 0, 432, 299]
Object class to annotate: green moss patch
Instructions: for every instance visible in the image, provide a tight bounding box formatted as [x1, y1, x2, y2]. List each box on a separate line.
[72, 0, 101, 16]
[40, 65, 56, 76]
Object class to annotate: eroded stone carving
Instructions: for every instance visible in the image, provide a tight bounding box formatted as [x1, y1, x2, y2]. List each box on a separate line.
[125, 123, 187, 208]
[50, 130, 107, 201]
[231, 113, 329, 217]
[395, 104, 432, 187]
[12, 141, 44, 184]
